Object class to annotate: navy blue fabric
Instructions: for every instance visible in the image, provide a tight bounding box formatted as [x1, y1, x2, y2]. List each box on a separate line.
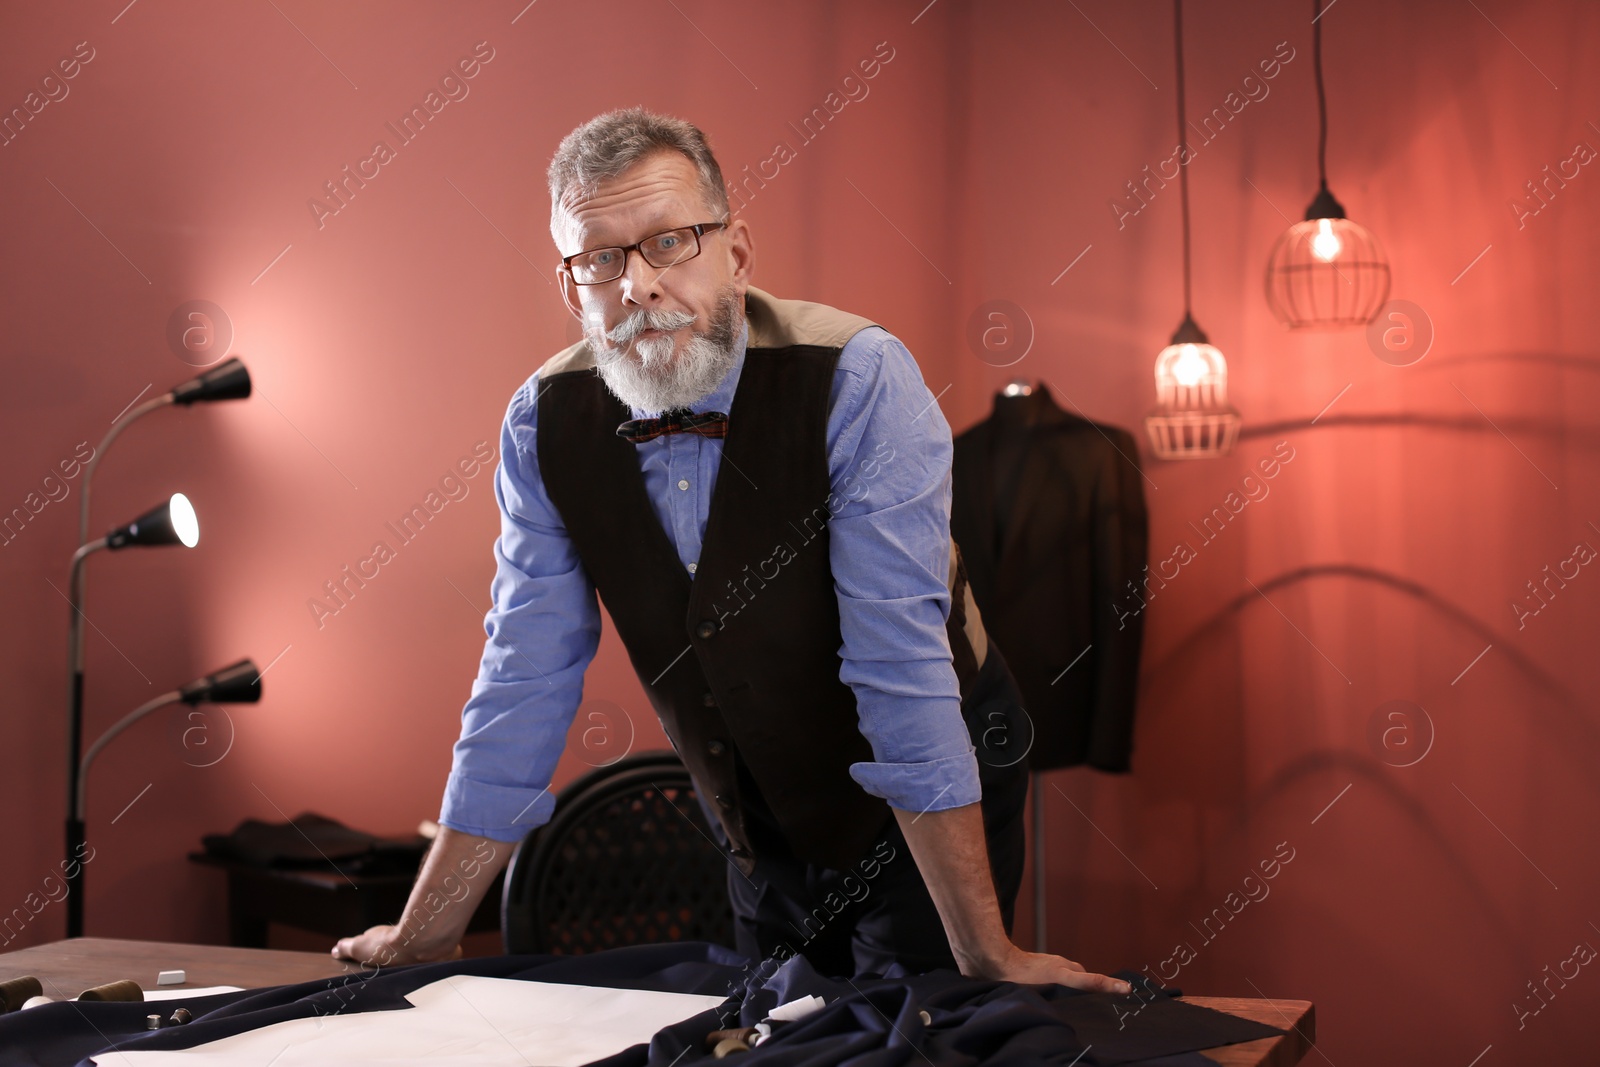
[0, 942, 1283, 1067]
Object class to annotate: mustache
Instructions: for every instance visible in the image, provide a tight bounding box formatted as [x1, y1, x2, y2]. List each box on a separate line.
[605, 308, 697, 345]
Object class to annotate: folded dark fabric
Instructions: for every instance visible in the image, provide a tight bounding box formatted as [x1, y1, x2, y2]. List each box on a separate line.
[199, 812, 428, 875]
[0, 942, 1285, 1067]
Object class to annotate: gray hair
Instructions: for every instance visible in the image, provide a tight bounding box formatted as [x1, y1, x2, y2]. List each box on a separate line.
[547, 107, 730, 245]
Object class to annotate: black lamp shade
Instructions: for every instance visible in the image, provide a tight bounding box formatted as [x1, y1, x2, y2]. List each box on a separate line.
[1303, 185, 1347, 222]
[171, 357, 251, 406]
[105, 493, 199, 550]
[180, 659, 263, 704]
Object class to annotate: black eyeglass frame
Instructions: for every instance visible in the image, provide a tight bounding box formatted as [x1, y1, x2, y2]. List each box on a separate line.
[560, 221, 729, 285]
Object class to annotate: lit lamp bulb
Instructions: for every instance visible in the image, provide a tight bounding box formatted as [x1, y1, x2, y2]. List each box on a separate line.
[1310, 218, 1343, 261]
[1265, 186, 1390, 328]
[1144, 317, 1240, 460]
[1169, 343, 1211, 388]
[169, 493, 200, 548]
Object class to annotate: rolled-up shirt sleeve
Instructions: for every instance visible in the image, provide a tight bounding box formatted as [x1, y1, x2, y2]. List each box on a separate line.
[438, 374, 601, 842]
[826, 329, 982, 813]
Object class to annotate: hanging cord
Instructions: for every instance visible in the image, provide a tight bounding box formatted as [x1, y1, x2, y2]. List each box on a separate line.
[1173, 0, 1192, 318]
[1313, 0, 1328, 192]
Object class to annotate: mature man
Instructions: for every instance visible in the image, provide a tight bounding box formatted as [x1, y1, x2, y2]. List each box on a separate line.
[335, 108, 1127, 993]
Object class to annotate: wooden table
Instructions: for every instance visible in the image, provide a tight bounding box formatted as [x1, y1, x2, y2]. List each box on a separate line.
[1188, 995, 1315, 1067]
[0, 939, 1312, 1064]
[0, 938, 360, 998]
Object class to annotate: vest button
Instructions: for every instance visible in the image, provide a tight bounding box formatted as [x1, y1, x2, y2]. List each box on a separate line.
[729, 846, 750, 859]
[702, 691, 717, 707]
[715, 793, 734, 809]
[696, 620, 717, 639]
[707, 738, 726, 756]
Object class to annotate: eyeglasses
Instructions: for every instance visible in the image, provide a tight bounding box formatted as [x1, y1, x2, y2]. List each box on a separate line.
[561, 221, 728, 285]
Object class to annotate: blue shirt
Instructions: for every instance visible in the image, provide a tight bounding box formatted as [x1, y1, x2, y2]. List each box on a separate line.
[439, 315, 982, 843]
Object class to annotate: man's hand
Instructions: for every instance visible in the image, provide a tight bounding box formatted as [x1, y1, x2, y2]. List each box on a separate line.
[965, 941, 1131, 995]
[330, 827, 512, 967]
[893, 804, 1132, 995]
[332, 924, 465, 968]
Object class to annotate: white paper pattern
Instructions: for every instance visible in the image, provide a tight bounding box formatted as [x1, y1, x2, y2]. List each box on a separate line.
[93, 976, 727, 1067]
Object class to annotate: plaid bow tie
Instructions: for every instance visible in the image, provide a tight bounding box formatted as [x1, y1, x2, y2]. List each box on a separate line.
[615, 408, 729, 444]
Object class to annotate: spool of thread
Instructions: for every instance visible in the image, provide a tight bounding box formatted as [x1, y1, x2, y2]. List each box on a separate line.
[21, 996, 56, 1010]
[706, 1028, 759, 1047]
[0, 976, 44, 1013]
[78, 980, 144, 1002]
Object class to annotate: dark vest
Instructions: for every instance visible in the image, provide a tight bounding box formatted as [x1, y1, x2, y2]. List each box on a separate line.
[535, 286, 986, 875]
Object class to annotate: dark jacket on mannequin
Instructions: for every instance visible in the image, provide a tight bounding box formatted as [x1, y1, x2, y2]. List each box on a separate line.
[951, 384, 1148, 772]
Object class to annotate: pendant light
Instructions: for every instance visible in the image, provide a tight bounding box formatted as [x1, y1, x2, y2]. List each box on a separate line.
[1145, 0, 1240, 461]
[1263, 0, 1391, 328]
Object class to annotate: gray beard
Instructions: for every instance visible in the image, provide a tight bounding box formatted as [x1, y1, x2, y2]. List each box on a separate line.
[591, 287, 742, 414]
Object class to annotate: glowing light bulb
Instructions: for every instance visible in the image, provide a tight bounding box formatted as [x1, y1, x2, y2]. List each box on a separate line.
[1171, 344, 1209, 387]
[170, 492, 200, 548]
[1311, 218, 1342, 262]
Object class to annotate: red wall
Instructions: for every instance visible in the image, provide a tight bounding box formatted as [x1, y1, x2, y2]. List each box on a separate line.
[3, 1, 1598, 1060]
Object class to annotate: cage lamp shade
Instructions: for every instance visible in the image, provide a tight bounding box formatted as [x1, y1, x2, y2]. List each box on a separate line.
[1144, 316, 1241, 460]
[105, 493, 199, 550]
[1264, 186, 1391, 328]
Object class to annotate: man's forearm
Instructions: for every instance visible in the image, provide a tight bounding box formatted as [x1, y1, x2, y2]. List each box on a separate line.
[374, 827, 512, 963]
[892, 802, 1011, 974]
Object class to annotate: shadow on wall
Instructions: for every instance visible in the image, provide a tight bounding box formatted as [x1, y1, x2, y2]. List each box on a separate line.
[1218, 750, 1525, 967]
[1409, 352, 1600, 378]
[1144, 562, 1580, 713]
[1237, 411, 1600, 450]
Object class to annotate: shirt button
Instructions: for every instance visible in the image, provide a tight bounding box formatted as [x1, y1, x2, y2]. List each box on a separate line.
[696, 620, 717, 639]
[687, 562, 697, 574]
[677, 479, 690, 491]
[702, 691, 717, 707]
[707, 739, 726, 756]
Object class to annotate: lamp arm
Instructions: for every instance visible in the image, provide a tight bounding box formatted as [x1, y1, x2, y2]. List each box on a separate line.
[63, 389, 173, 939]
[70, 539, 107, 569]
[78, 394, 175, 548]
[76, 690, 183, 820]
[68, 538, 108, 676]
